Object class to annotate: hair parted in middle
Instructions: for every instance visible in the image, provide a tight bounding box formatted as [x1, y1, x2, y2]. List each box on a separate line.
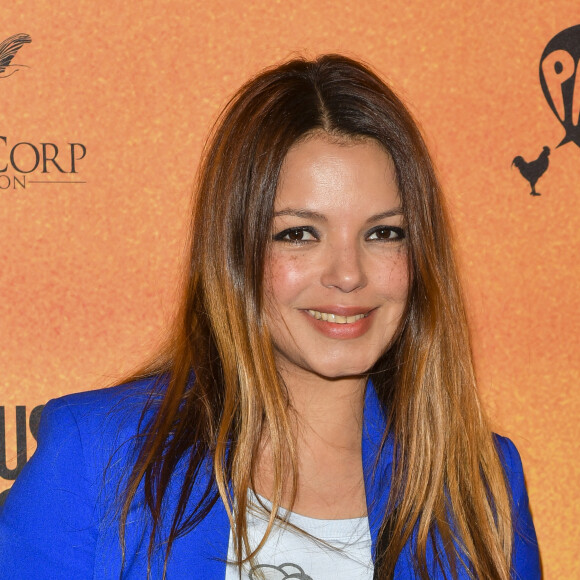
[121, 54, 514, 580]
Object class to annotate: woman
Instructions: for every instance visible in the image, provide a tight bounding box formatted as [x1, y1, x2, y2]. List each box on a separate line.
[0, 55, 540, 579]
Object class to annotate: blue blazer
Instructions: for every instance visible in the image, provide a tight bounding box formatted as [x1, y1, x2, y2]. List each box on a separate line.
[0, 378, 541, 578]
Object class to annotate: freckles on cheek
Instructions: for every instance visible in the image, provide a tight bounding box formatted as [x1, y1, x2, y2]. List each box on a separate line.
[380, 252, 410, 300]
[266, 254, 305, 291]
[264, 254, 308, 320]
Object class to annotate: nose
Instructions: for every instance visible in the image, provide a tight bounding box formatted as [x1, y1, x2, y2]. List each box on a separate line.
[320, 242, 367, 293]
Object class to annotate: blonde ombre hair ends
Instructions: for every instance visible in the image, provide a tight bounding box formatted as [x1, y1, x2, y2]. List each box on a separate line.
[120, 55, 514, 579]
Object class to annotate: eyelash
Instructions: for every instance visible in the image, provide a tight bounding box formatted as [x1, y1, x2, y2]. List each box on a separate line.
[273, 226, 318, 243]
[366, 225, 406, 241]
[273, 226, 406, 244]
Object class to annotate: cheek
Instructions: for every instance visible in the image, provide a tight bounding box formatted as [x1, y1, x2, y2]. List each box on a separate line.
[263, 252, 308, 313]
[376, 250, 410, 302]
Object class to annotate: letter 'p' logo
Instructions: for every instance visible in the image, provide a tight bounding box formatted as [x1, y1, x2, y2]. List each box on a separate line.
[540, 25, 580, 148]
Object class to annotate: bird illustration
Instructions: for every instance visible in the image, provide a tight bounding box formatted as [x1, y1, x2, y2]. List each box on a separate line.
[0, 33, 32, 78]
[511, 146, 550, 196]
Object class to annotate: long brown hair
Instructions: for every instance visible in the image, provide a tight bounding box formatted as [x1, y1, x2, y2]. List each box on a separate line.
[120, 54, 513, 579]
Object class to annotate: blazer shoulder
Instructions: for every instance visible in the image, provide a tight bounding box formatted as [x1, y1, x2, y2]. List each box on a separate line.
[493, 434, 529, 510]
[0, 377, 167, 579]
[494, 436, 523, 485]
[47, 375, 162, 420]
[47, 378, 161, 427]
[493, 434, 542, 578]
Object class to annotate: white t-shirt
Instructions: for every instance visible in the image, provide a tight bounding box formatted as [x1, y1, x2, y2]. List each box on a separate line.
[225, 493, 374, 580]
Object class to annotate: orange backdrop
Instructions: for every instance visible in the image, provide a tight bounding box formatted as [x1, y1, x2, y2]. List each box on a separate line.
[1, 2, 579, 577]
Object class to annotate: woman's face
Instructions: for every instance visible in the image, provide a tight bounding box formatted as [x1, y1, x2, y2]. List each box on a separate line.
[264, 134, 409, 384]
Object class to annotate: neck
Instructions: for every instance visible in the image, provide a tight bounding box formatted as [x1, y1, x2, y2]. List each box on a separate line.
[254, 366, 369, 518]
[283, 371, 367, 451]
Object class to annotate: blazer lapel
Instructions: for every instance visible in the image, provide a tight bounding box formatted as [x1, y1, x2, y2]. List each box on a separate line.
[361, 380, 393, 560]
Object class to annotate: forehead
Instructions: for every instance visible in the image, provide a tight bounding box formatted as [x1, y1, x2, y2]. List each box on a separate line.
[275, 135, 400, 212]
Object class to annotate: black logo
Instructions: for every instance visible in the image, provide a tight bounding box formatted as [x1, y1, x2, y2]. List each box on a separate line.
[0, 137, 87, 190]
[512, 147, 550, 197]
[0, 33, 31, 79]
[0, 404, 44, 507]
[0, 33, 88, 189]
[513, 24, 580, 197]
[540, 24, 580, 148]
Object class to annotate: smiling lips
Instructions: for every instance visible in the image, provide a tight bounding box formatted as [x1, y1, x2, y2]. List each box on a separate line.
[302, 307, 374, 339]
[306, 309, 368, 324]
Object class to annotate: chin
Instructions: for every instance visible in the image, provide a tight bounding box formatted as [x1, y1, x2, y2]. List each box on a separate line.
[305, 357, 379, 382]
[272, 339, 388, 386]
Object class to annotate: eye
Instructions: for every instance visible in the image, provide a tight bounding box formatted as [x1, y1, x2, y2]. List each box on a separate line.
[273, 227, 318, 243]
[367, 226, 405, 241]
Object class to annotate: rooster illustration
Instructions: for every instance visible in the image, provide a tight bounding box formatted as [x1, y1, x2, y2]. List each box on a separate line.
[511, 146, 550, 196]
[0, 33, 31, 78]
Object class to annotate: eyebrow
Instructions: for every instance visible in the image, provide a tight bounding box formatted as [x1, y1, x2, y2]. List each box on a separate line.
[365, 208, 404, 223]
[273, 208, 327, 220]
[273, 207, 404, 223]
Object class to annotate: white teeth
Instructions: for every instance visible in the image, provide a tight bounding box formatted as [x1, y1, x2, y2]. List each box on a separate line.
[307, 310, 367, 324]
